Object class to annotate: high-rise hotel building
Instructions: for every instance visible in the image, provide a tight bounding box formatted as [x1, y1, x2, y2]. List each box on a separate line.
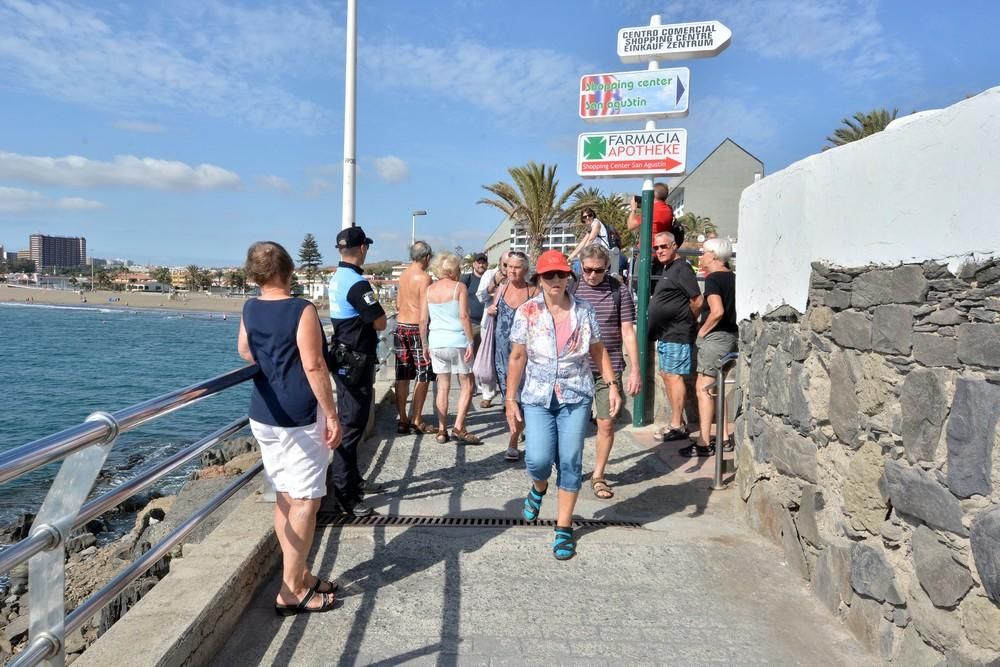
[29, 234, 87, 270]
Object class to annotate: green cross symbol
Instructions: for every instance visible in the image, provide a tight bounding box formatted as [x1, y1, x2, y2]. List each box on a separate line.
[583, 136, 606, 160]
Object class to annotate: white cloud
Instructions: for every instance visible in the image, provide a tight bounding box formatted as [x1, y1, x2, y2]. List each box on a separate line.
[0, 186, 106, 212]
[0, 151, 242, 191]
[256, 175, 292, 193]
[629, 0, 919, 84]
[113, 120, 166, 134]
[0, 1, 341, 132]
[362, 40, 589, 122]
[372, 156, 409, 184]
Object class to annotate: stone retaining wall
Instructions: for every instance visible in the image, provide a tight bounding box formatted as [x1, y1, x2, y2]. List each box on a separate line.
[735, 258, 1000, 665]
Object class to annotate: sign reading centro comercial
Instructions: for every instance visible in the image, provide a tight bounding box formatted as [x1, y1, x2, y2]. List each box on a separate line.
[579, 68, 689, 120]
[577, 129, 687, 178]
[618, 20, 731, 63]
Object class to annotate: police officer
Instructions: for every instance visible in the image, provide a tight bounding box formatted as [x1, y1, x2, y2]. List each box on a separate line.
[327, 225, 387, 517]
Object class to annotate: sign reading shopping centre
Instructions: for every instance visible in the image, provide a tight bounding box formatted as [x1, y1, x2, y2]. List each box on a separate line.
[579, 68, 689, 120]
[617, 20, 731, 63]
[577, 129, 687, 178]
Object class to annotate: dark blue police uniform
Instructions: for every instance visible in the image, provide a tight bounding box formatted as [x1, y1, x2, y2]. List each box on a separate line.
[326, 230, 385, 513]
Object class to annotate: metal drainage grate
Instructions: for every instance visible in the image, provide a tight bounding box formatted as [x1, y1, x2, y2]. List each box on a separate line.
[316, 513, 643, 529]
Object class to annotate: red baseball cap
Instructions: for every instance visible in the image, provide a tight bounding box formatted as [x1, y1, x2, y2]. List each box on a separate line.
[535, 250, 571, 274]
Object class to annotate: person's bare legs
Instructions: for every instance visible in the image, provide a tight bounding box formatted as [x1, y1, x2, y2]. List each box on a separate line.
[455, 373, 474, 432]
[274, 493, 331, 608]
[696, 373, 716, 447]
[556, 488, 579, 528]
[434, 373, 451, 431]
[593, 418, 614, 481]
[394, 379, 411, 425]
[663, 373, 687, 429]
[410, 380, 431, 427]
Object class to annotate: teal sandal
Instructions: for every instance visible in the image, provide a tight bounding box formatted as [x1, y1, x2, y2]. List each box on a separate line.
[522, 485, 546, 521]
[553, 526, 576, 560]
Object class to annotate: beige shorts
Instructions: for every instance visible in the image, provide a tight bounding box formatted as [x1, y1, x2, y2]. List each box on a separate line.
[430, 347, 472, 375]
[250, 411, 328, 500]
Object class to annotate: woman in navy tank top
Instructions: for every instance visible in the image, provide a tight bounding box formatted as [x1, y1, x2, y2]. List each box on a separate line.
[237, 241, 341, 616]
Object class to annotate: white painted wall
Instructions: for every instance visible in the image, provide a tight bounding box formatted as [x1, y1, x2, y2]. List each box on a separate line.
[736, 86, 1000, 320]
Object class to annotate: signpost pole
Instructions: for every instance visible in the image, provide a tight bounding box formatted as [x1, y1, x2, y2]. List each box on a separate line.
[633, 15, 661, 427]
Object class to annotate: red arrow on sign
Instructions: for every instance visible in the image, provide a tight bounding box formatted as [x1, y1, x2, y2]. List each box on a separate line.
[662, 157, 682, 170]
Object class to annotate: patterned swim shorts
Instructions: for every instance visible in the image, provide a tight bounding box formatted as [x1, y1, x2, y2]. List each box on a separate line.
[394, 322, 434, 382]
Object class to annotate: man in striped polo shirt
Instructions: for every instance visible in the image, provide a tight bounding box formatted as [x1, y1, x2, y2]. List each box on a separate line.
[572, 244, 641, 500]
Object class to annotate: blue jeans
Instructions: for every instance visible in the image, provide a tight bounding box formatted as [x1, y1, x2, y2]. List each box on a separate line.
[522, 396, 590, 492]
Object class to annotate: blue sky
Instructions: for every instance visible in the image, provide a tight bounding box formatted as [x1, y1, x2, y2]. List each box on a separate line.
[0, 0, 997, 267]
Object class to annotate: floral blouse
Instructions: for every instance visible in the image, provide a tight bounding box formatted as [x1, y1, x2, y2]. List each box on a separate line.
[509, 294, 603, 407]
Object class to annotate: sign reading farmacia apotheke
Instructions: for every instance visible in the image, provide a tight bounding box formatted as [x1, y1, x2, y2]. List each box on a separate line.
[579, 68, 689, 121]
[577, 129, 687, 178]
[618, 20, 731, 63]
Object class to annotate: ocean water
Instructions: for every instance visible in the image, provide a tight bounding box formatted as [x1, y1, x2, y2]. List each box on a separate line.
[0, 302, 251, 526]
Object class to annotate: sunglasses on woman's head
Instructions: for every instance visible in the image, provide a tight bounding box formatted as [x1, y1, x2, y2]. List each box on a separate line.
[540, 271, 570, 280]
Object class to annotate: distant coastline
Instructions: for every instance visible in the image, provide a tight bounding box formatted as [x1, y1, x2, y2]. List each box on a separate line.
[1, 284, 249, 315]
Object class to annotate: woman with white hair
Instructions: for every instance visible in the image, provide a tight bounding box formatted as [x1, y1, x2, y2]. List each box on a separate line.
[422, 251, 481, 444]
[688, 238, 738, 457]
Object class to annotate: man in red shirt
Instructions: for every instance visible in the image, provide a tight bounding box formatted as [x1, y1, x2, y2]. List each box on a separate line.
[627, 182, 683, 246]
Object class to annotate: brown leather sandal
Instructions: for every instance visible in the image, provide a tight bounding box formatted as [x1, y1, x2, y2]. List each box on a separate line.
[435, 430, 450, 443]
[450, 428, 482, 445]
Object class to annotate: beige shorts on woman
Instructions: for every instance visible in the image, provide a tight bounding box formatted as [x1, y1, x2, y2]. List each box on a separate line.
[251, 409, 328, 500]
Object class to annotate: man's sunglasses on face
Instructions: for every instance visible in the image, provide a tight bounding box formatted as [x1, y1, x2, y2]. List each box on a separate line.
[653, 243, 674, 250]
[582, 266, 606, 275]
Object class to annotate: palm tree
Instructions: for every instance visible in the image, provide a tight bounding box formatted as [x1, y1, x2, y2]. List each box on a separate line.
[478, 162, 582, 262]
[824, 108, 898, 149]
[185, 265, 202, 291]
[675, 212, 717, 239]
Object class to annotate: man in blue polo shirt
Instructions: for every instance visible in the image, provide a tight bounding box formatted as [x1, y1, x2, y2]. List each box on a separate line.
[327, 225, 386, 517]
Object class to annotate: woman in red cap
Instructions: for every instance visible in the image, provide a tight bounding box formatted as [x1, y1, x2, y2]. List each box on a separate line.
[505, 250, 621, 560]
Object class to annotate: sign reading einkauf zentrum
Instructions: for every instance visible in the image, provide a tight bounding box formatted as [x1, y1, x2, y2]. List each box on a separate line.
[617, 20, 731, 63]
[579, 68, 689, 121]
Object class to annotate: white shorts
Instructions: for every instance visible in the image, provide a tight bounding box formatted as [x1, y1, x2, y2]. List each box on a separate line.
[430, 347, 472, 375]
[250, 411, 328, 500]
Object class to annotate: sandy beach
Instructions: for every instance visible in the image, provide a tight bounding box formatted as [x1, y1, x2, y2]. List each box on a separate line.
[1, 284, 251, 315]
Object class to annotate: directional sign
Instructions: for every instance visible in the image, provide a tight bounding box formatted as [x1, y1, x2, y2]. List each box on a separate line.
[577, 129, 687, 178]
[618, 20, 731, 63]
[579, 68, 689, 121]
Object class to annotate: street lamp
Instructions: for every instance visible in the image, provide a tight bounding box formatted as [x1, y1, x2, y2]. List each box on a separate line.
[411, 210, 427, 246]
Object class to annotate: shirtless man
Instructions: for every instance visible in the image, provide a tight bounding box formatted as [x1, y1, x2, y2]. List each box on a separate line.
[394, 241, 435, 434]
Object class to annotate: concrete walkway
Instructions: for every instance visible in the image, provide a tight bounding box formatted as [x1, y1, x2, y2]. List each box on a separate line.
[214, 392, 874, 666]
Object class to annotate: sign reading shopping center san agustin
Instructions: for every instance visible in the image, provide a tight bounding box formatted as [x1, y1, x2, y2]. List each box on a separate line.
[579, 68, 689, 121]
[577, 129, 687, 178]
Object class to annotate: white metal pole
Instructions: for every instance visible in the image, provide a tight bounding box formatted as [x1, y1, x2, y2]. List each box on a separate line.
[411, 213, 416, 247]
[341, 0, 357, 230]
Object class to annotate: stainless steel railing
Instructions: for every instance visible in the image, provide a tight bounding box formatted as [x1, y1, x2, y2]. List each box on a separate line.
[710, 352, 740, 490]
[0, 366, 261, 667]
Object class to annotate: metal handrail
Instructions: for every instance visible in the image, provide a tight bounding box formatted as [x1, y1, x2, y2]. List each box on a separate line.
[0, 367, 261, 666]
[0, 365, 258, 485]
[13, 463, 264, 667]
[711, 352, 740, 490]
[0, 418, 248, 576]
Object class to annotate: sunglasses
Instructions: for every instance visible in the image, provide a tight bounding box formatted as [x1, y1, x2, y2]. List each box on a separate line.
[653, 243, 674, 250]
[540, 271, 570, 280]
[582, 267, 606, 274]
[581, 214, 593, 220]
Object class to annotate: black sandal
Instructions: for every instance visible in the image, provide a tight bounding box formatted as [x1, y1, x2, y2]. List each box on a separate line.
[308, 577, 338, 595]
[679, 443, 715, 458]
[274, 587, 336, 617]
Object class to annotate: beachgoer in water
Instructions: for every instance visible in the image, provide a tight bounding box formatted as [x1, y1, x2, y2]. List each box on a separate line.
[238, 241, 342, 616]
